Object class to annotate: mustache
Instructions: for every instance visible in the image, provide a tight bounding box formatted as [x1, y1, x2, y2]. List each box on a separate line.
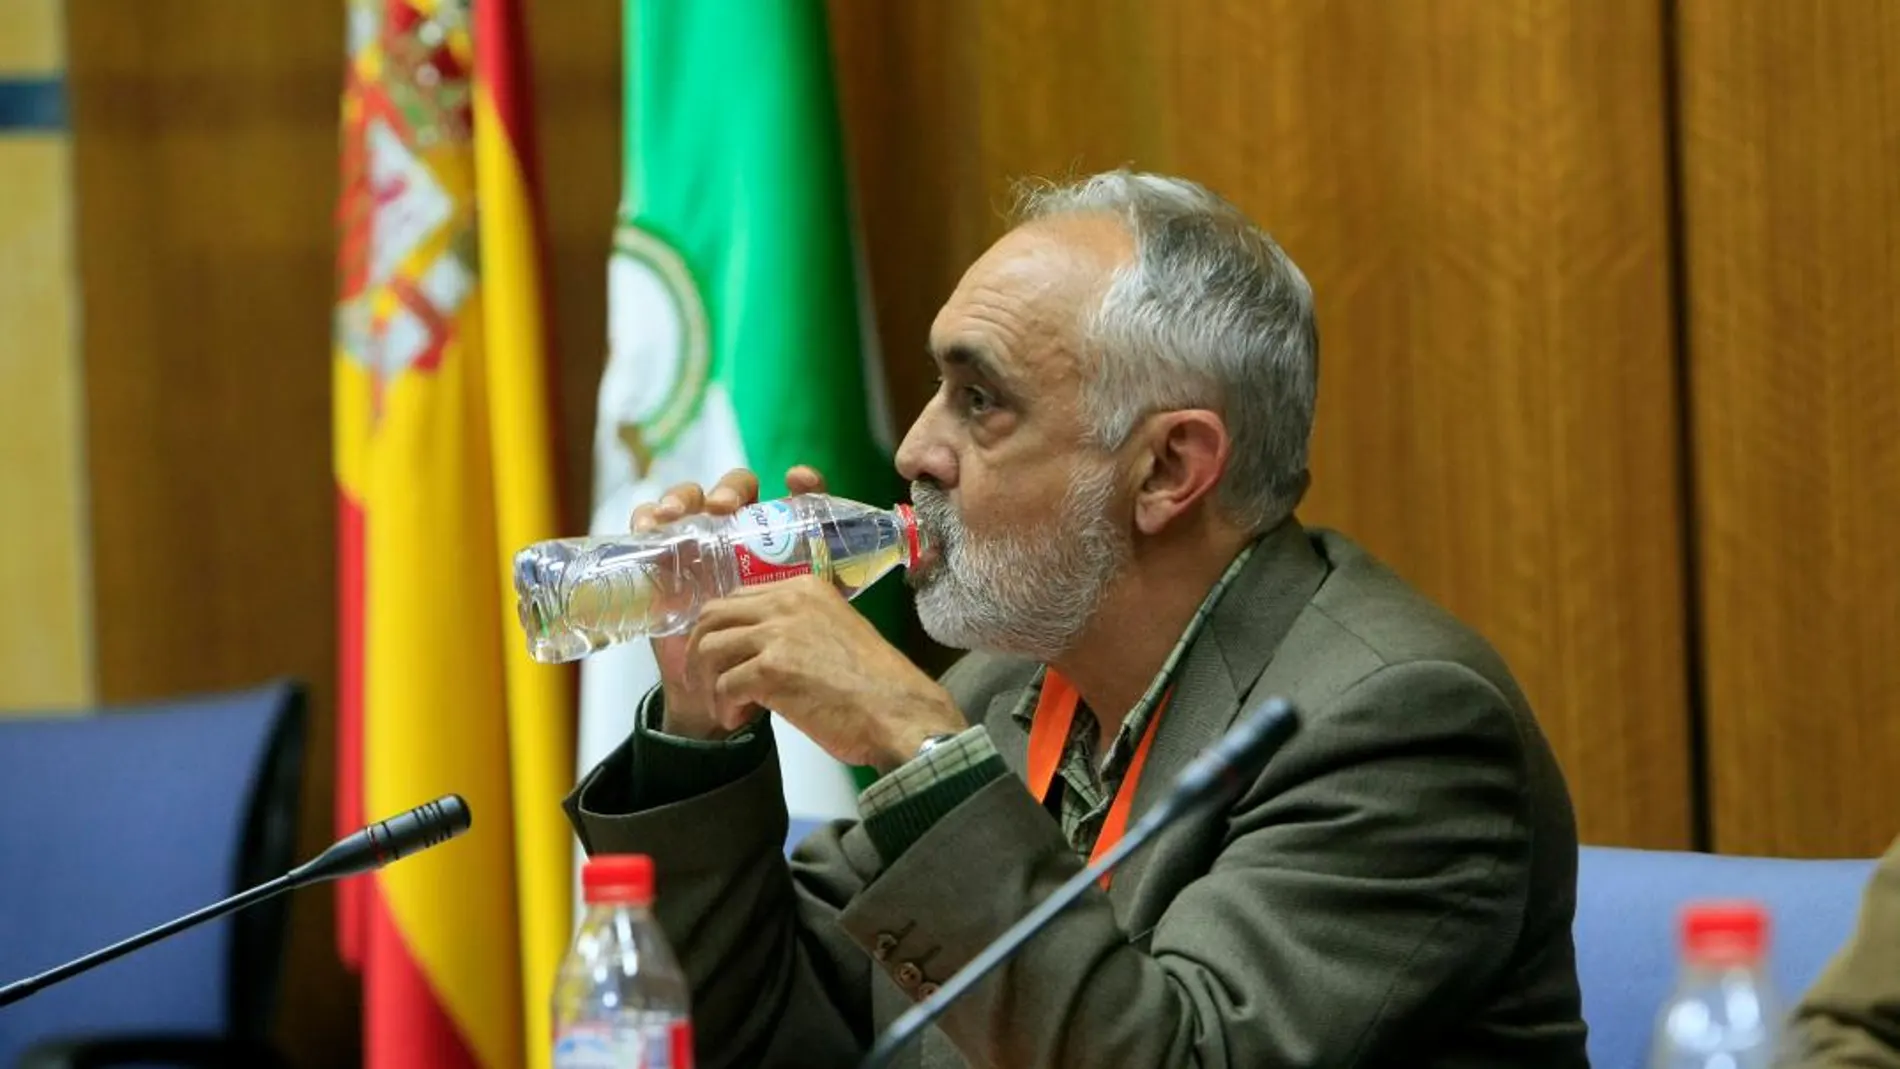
[908, 483, 960, 547]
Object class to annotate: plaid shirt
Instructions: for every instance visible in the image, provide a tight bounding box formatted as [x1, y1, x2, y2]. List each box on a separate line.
[860, 540, 1260, 858]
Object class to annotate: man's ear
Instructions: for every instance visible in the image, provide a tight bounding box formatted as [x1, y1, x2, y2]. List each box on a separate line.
[1132, 410, 1230, 535]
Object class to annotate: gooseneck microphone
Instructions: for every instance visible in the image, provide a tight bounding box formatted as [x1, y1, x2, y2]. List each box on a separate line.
[0, 793, 471, 1008]
[287, 793, 471, 884]
[859, 699, 1301, 1069]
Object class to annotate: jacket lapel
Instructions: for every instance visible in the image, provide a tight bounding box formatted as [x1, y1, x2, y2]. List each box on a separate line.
[985, 687, 1033, 783]
[1106, 520, 1329, 918]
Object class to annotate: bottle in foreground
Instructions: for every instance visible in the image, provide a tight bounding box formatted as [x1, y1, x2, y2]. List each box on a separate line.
[1649, 900, 1784, 1069]
[553, 854, 693, 1069]
[513, 493, 930, 664]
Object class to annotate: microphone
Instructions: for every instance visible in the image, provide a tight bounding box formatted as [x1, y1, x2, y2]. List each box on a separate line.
[287, 793, 471, 884]
[858, 698, 1300, 1069]
[0, 793, 471, 1008]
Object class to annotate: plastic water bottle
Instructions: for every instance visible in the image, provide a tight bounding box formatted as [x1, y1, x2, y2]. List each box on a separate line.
[552, 854, 693, 1069]
[513, 494, 930, 664]
[1649, 900, 1783, 1068]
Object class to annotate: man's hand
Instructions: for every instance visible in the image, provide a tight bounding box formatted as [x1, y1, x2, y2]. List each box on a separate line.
[630, 465, 826, 740]
[687, 575, 967, 771]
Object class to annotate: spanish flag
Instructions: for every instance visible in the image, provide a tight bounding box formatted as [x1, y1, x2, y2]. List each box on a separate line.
[334, 2, 572, 1068]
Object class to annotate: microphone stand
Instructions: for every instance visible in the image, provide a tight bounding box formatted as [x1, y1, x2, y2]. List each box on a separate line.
[0, 876, 294, 1008]
[0, 792, 470, 1009]
[859, 698, 1299, 1069]
[857, 797, 1178, 1069]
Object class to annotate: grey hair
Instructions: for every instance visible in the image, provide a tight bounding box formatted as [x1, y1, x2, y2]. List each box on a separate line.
[1012, 170, 1319, 532]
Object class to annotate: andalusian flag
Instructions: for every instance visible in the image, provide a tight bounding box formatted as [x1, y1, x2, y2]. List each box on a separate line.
[334, 3, 572, 1068]
[575, 0, 899, 834]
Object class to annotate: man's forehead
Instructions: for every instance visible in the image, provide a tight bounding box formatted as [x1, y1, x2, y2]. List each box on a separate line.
[974, 214, 1132, 292]
[929, 214, 1132, 369]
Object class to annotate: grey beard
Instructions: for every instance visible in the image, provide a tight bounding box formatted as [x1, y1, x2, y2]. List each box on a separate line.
[908, 465, 1129, 661]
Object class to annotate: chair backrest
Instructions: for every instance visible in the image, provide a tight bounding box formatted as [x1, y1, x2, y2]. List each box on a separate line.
[0, 681, 305, 1067]
[1575, 844, 1877, 1069]
[786, 818, 824, 857]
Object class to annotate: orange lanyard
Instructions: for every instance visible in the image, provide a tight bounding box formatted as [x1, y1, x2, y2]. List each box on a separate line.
[1024, 671, 1168, 889]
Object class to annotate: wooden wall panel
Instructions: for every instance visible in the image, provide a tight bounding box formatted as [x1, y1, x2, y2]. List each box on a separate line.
[525, 0, 620, 534]
[66, 2, 351, 1062]
[0, 0, 91, 710]
[1678, 1, 1900, 858]
[830, 0, 1693, 847]
[0, 137, 91, 711]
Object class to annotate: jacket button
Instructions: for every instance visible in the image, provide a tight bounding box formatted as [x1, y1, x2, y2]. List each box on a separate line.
[916, 981, 940, 999]
[873, 932, 898, 961]
[894, 961, 923, 989]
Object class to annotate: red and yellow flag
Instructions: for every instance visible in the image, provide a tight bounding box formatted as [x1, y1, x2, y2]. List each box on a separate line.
[334, 2, 573, 1068]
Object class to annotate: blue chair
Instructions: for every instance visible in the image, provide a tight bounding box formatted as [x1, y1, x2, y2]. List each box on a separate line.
[786, 818, 826, 856]
[0, 681, 306, 1068]
[1575, 844, 1878, 1069]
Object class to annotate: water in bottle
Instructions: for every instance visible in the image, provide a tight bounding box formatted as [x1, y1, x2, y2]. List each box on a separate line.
[552, 854, 693, 1069]
[513, 493, 930, 664]
[1649, 900, 1783, 1069]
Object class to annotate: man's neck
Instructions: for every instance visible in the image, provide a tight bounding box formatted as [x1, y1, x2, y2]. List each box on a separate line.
[1051, 523, 1252, 751]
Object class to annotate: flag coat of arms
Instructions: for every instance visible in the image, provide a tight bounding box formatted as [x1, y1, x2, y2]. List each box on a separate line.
[334, 2, 572, 1067]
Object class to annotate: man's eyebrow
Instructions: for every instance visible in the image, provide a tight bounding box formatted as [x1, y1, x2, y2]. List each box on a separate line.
[928, 342, 1018, 388]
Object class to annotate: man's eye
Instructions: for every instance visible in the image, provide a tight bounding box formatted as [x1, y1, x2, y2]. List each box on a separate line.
[959, 385, 995, 414]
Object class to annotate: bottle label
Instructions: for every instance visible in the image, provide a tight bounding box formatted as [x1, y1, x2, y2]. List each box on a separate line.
[554, 1020, 692, 1068]
[730, 500, 811, 588]
[552, 1026, 633, 1069]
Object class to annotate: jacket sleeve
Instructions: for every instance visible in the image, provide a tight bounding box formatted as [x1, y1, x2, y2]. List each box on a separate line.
[1786, 838, 1900, 1068]
[831, 659, 1549, 1068]
[562, 656, 1017, 1069]
[565, 728, 883, 1069]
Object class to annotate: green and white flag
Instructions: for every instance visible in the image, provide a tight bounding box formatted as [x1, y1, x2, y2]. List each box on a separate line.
[578, 0, 900, 837]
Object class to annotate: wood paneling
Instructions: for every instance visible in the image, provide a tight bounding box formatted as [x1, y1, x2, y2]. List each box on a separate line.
[0, 0, 63, 69]
[830, 0, 1693, 847]
[0, 136, 91, 711]
[1677, 1, 1900, 858]
[66, 1, 351, 1062]
[0, 0, 90, 710]
[525, 0, 620, 534]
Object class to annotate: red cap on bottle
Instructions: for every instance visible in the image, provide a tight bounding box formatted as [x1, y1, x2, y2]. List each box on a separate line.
[897, 503, 925, 570]
[582, 854, 655, 906]
[1680, 900, 1768, 964]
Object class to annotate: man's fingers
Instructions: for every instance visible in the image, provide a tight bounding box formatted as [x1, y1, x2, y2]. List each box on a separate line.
[705, 469, 762, 513]
[654, 481, 707, 522]
[632, 484, 702, 532]
[698, 576, 818, 629]
[694, 591, 760, 633]
[631, 467, 809, 532]
[689, 623, 763, 678]
[631, 470, 766, 531]
[712, 660, 770, 729]
[785, 466, 828, 495]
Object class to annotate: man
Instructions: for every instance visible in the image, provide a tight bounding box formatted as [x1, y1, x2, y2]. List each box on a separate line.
[563, 170, 1588, 1068]
[1784, 836, 1900, 1066]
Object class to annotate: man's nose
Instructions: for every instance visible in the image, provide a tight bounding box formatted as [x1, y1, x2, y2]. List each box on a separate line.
[895, 406, 957, 488]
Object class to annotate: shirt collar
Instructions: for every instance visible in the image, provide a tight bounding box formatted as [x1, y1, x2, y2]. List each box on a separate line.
[1007, 535, 1264, 734]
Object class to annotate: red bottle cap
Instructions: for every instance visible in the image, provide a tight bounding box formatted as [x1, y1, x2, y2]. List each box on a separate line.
[897, 503, 925, 570]
[582, 854, 654, 906]
[1680, 900, 1768, 964]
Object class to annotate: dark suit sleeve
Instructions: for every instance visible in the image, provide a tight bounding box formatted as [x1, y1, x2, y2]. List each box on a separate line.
[576, 688, 774, 812]
[1786, 838, 1900, 1068]
[832, 659, 1546, 1068]
[564, 712, 884, 1069]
